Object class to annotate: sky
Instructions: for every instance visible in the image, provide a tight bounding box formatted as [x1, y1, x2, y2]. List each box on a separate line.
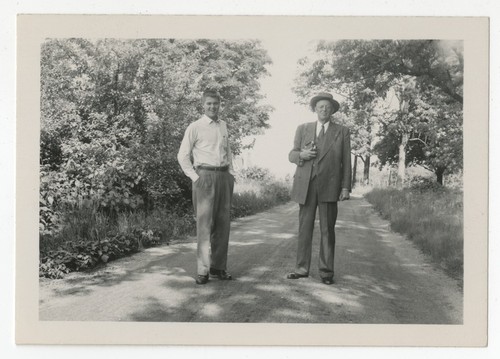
[236, 37, 321, 179]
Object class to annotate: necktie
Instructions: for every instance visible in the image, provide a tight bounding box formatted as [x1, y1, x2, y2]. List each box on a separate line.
[318, 124, 325, 141]
[312, 124, 325, 179]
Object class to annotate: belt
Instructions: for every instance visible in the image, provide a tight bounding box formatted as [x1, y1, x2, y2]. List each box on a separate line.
[196, 165, 229, 172]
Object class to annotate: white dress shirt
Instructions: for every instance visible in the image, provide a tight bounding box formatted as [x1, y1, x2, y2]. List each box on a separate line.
[177, 115, 234, 182]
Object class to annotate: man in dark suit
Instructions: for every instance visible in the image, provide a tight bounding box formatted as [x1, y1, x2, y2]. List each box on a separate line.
[287, 92, 351, 285]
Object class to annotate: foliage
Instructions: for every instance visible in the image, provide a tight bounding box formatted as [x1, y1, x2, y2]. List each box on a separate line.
[39, 231, 158, 279]
[39, 167, 291, 279]
[231, 179, 291, 219]
[310, 40, 463, 104]
[293, 40, 463, 186]
[238, 165, 273, 182]
[406, 175, 445, 192]
[40, 38, 272, 234]
[39, 204, 196, 279]
[373, 80, 463, 183]
[365, 187, 463, 282]
[231, 169, 291, 219]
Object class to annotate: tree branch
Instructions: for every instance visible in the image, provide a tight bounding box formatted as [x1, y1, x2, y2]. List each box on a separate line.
[409, 137, 428, 146]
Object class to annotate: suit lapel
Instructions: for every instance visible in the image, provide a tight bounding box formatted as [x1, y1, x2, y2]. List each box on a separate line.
[304, 122, 316, 146]
[318, 121, 341, 162]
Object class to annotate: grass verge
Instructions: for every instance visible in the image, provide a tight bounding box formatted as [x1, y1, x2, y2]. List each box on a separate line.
[365, 187, 463, 283]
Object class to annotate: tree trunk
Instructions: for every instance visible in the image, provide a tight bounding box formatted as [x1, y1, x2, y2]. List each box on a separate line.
[364, 128, 372, 186]
[363, 155, 371, 185]
[435, 167, 445, 185]
[352, 155, 358, 189]
[397, 132, 408, 188]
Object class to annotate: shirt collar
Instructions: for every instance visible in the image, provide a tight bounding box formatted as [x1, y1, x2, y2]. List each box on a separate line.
[317, 120, 330, 131]
[202, 114, 220, 124]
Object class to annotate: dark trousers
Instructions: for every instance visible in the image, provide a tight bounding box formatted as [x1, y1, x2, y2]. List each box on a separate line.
[295, 177, 338, 278]
[192, 169, 234, 276]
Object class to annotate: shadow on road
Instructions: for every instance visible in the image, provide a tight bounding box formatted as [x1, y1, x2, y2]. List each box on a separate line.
[40, 202, 461, 324]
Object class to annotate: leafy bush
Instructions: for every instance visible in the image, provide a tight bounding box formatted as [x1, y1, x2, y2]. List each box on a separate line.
[39, 165, 290, 279]
[262, 181, 291, 203]
[40, 232, 147, 279]
[115, 208, 195, 241]
[407, 175, 444, 192]
[231, 175, 291, 219]
[39, 258, 70, 279]
[39, 205, 195, 279]
[238, 166, 273, 182]
[40, 38, 273, 234]
[39, 156, 145, 236]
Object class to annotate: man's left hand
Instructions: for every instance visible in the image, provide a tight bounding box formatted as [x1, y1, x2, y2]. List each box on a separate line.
[339, 188, 350, 201]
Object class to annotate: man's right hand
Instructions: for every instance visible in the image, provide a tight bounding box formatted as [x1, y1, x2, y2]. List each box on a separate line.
[299, 149, 317, 161]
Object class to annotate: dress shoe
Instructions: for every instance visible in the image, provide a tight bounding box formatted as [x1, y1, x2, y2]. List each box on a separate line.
[321, 277, 335, 285]
[286, 272, 308, 279]
[209, 268, 233, 280]
[196, 274, 209, 285]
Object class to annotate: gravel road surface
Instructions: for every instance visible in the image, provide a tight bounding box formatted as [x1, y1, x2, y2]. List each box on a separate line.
[39, 195, 462, 324]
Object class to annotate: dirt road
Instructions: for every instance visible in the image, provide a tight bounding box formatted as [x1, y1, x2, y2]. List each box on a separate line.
[39, 195, 462, 323]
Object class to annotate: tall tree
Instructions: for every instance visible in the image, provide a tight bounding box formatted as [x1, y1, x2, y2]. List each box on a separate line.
[374, 82, 463, 185]
[294, 50, 380, 185]
[40, 39, 273, 217]
[294, 39, 463, 186]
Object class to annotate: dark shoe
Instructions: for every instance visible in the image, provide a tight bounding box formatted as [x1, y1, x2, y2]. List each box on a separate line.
[287, 272, 308, 279]
[321, 277, 335, 285]
[209, 268, 232, 280]
[196, 274, 209, 285]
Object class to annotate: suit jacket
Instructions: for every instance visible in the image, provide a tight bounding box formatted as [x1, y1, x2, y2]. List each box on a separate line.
[289, 121, 351, 205]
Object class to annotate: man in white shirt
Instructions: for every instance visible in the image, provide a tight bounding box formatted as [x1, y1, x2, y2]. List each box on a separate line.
[177, 90, 235, 285]
[287, 92, 351, 285]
